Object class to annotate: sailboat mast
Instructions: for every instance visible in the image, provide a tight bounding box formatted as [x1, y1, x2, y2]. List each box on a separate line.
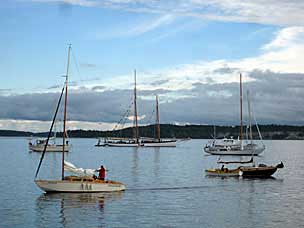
[62, 44, 71, 180]
[133, 69, 139, 143]
[240, 73, 243, 142]
[155, 95, 161, 142]
[247, 90, 253, 144]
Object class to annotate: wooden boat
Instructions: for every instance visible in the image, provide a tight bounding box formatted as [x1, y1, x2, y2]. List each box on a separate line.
[205, 168, 240, 176]
[204, 74, 265, 156]
[34, 45, 125, 193]
[141, 95, 177, 147]
[95, 70, 140, 147]
[206, 159, 284, 178]
[35, 176, 125, 193]
[239, 162, 284, 177]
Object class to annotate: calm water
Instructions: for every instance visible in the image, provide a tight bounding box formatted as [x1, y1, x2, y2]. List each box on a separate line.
[0, 138, 303, 228]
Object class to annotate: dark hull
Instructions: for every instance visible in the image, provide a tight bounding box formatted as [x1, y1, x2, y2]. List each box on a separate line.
[240, 167, 277, 177]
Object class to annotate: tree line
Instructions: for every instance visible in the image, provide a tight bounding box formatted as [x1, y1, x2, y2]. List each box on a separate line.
[1, 124, 304, 139]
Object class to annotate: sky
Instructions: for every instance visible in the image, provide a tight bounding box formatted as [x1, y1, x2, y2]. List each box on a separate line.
[1, 0, 304, 132]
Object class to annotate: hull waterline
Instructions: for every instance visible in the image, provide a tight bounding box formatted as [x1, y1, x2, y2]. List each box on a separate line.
[29, 145, 70, 152]
[35, 179, 126, 193]
[204, 146, 265, 156]
[107, 143, 140, 147]
[205, 169, 240, 177]
[142, 141, 176, 147]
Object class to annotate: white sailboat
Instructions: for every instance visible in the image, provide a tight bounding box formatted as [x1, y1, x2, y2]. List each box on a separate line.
[96, 70, 140, 147]
[204, 73, 265, 156]
[35, 45, 125, 193]
[29, 123, 71, 152]
[141, 95, 177, 147]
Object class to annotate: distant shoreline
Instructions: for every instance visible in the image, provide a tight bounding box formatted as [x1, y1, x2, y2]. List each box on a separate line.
[0, 124, 303, 140]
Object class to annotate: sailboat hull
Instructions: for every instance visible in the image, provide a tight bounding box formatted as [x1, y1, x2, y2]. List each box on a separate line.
[239, 166, 277, 177]
[107, 143, 140, 147]
[29, 144, 70, 152]
[35, 179, 126, 193]
[204, 146, 265, 156]
[142, 140, 177, 147]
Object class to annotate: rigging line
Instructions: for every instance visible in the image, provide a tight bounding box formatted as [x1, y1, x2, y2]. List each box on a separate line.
[112, 107, 132, 131]
[35, 84, 65, 179]
[71, 47, 82, 81]
[250, 100, 264, 145]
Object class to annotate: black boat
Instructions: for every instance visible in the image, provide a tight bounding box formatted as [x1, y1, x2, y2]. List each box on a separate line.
[239, 162, 284, 177]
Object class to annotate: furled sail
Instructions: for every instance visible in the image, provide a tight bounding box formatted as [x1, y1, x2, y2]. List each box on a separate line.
[64, 161, 96, 176]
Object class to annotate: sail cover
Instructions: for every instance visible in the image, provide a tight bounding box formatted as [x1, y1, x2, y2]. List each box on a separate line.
[64, 161, 96, 176]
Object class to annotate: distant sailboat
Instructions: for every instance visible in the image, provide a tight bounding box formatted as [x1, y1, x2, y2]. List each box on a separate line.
[35, 45, 125, 192]
[204, 73, 265, 156]
[29, 122, 70, 152]
[141, 95, 177, 147]
[96, 70, 140, 147]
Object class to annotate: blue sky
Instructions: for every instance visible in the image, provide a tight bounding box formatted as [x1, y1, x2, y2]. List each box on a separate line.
[1, 0, 304, 131]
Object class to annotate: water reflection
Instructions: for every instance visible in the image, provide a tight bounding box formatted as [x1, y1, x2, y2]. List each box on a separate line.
[132, 147, 139, 184]
[153, 148, 160, 178]
[35, 192, 123, 228]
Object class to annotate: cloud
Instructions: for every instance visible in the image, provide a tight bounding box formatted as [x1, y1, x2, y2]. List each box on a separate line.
[91, 85, 106, 91]
[31, 0, 98, 7]
[127, 14, 175, 36]
[80, 63, 97, 68]
[0, 119, 120, 132]
[91, 14, 176, 40]
[30, 0, 304, 26]
[262, 26, 304, 50]
[1, 68, 304, 130]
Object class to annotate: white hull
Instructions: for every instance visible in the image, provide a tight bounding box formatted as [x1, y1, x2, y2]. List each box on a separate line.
[107, 143, 140, 147]
[29, 144, 70, 152]
[142, 141, 176, 147]
[35, 179, 125, 193]
[204, 146, 265, 156]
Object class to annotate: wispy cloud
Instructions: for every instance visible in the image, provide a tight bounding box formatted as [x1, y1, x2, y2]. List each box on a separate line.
[92, 14, 175, 40]
[30, 0, 304, 26]
[262, 26, 304, 50]
[31, 0, 98, 7]
[128, 14, 175, 36]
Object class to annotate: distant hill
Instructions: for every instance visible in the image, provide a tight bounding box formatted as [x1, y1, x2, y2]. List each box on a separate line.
[0, 124, 304, 140]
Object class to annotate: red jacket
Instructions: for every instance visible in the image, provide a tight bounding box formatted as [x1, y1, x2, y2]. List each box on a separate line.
[98, 167, 106, 179]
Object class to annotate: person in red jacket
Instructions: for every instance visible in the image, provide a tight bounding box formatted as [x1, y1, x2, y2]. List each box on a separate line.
[98, 165, 106, 181]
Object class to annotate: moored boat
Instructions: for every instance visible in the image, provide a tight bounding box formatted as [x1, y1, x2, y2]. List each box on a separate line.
[205, 159, 284, 178]
[239, 162, 284, 177]
[204, 74, 265, 156]
[205, 168, 240, 177]
[29, 137, 70, 152]
[95, 70, 140, 147]
[141, 95, 177, 147]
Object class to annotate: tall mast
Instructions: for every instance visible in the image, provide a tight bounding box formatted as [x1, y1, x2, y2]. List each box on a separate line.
[240, 73, 243, 143]
[247, 90, 253, 144]
[62, 44, 71, 180]
[133, 69, 139, 143]
[155, 95, 161, 142]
